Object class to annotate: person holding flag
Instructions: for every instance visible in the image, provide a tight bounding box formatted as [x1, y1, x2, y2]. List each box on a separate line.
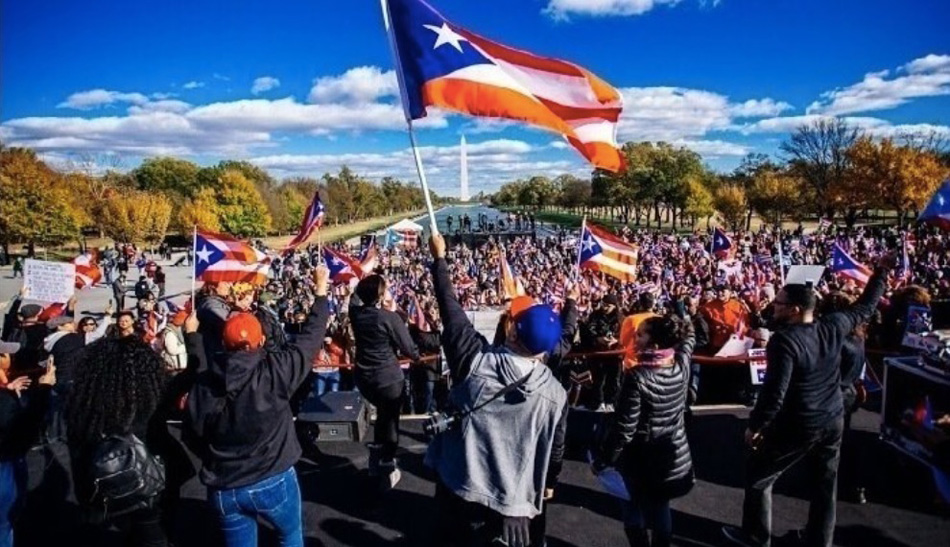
[918, 179, 950, 230]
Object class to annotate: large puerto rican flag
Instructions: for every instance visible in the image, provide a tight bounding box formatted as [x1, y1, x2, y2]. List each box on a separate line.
[284, 191, 326, 254]
[578, 222, 638, 283]
[831, 242, 872, 285]
[385, 0, 624, 172]
[194, 231, 271, 285]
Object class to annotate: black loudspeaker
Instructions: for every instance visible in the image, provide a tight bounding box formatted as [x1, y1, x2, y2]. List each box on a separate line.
[297, 391, 369, 442]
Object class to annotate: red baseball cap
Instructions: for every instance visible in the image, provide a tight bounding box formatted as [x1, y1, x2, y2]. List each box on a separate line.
[223, 313, 264, 351]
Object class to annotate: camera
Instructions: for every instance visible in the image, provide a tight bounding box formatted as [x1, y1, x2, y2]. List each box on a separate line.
[422, 412, 461, 437]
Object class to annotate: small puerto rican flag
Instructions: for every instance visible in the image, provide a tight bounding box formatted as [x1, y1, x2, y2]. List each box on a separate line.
[283, 191, 326, 254]
[831, 243, 872, 285]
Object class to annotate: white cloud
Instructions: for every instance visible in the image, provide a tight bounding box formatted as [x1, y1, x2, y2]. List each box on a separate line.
[806, 53, 950, 116]
[182, 81, 205, 90]
[617, 87, 733, 141]
[729, 98, 794, 118]
[150, 92, 177, 100]
[250, 138, 581, 194]
[251, 76, 280, 95]
[57, 89, 150, 110]
[3, 86, 448, 158]
[549, 140, 569, 149]
[308, 66, 398, 104]
[213, 73, 231, 81]
[736, 115, 889, 135]
[672, 139, 749, 157]
[545, 0, 683, 19]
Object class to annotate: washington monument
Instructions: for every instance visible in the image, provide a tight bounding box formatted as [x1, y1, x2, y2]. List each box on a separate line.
[460, 134, 469, 202]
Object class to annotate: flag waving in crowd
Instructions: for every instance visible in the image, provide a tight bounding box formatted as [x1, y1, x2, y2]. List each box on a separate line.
[499, 249, 525, 299]
[919, 179, 950, 230]
[711, 227, 733, 257]
[284, 191, 326, 254]
[577, 221, 638, 283]
[323, 247, 363, 284]
[831, 242, 872, 285]
[73, 249, 102, 289]
[194, 230, 271, 285]
[384, 0, 624, 172]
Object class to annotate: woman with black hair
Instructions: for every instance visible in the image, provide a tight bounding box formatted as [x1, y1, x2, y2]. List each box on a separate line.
[593, 314, 696, 547]
[67, 337, 169, 547]
[349, 274, 420, 489]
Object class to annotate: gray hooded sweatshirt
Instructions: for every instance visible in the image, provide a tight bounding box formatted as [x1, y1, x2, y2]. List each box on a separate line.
[425, 258, 568, 518]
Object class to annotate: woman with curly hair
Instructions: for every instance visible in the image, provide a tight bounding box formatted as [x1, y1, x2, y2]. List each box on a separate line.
[593, 314, 696, 547]
[67, 336, 169, 547]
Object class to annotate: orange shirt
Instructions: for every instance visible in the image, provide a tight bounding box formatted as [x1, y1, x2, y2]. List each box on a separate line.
[700, 299, 749, 352]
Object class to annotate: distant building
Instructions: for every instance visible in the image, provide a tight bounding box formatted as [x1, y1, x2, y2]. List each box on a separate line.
[460, 134, 469, 202]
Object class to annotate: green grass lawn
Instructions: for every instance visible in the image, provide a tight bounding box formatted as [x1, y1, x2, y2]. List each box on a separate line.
[262, 209, 424, 247]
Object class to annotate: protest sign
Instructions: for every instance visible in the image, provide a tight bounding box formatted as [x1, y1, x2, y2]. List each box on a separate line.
[785, 265, 825, 286]
[24, 259, 75, 303]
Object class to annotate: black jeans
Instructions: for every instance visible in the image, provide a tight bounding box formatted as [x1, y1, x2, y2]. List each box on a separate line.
[435, 482, 547, 547]
[361, 381, 403, 461]
[588, 357, 621, 409]
[741, 417, 844, 547]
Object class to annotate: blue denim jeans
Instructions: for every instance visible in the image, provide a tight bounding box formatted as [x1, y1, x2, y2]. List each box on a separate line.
[0, 458, 27, 547]
[209, 467, 303, 547]
[314, 371, 340, 397]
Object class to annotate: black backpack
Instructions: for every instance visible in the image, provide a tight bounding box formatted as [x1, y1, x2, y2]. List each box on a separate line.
[85, 433, 165, 520]
[134, 281, 150, 299]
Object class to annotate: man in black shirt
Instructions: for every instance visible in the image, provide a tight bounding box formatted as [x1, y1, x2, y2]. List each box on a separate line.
[723, 255, 891, 547]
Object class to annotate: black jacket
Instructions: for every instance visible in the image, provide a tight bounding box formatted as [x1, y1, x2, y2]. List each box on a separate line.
[0, 386, 51, 461]
[349, 304, 419, 391]
[597, 329, 696, 498]
[749, 269, 886, 435]
[186, 296, 329, 489]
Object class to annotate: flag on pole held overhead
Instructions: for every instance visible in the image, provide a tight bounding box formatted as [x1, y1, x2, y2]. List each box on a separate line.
[499, 250, 526, 299]
[711, 227, 733, 256]
[831, 242, 872, 285]
[73, 250, 102, 289]
[384, 0, 624, 172]
[359, 237, 379, 275]
[284, 191, 326, 254]
[578, 222, 638, 283]
[194, 231, 271, 285]
[919, 179, 950, 230]
[323, 247, 364, 284]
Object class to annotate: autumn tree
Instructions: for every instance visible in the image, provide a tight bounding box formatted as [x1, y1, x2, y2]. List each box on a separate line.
[781, 118, 859, 218]
[684, 176, 715, 228]
[177, 187, 222, 233]
[214, 170, 273, 237]
[100, 190, 171, 243]
[132, 156, 201, 198]
[847, 136, 949, 226]
[714, 185, 748, 231]
[748, 170, 803, 228]
[0, 148, 82, 255]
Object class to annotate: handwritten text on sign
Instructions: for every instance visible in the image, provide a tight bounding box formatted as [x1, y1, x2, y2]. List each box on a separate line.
[24, 259, 75, 303]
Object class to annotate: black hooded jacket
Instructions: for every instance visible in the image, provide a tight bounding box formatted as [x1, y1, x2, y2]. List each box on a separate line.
[186, 296, 329, 489]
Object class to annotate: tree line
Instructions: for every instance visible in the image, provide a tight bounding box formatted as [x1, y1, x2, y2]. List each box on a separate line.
[491, 119, 950, 231]
[0, 146, 439, 255]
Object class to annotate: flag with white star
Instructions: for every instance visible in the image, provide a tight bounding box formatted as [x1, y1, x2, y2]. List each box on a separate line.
[322, 247, 363, 284]
[830, 242, 871, 285]
[384, 0, 624, 172]
[711, 227, 733, 256]
[578, 222, 638, 283]
[919, 179, 950, 230]
[283, 191, 326, 255]
[194, 230, 271, 285]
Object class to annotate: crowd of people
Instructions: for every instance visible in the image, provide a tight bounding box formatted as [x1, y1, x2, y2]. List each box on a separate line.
[0, 215, 947, 547]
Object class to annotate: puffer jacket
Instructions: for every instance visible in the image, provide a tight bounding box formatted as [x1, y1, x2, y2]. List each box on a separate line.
[597, 328, 696, 499]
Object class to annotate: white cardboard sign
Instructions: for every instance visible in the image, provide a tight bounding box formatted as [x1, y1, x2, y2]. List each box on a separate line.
[24, 259, 75, 303]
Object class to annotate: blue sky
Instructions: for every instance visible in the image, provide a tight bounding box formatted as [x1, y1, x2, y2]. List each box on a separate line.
[2, 0, 948, 196]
